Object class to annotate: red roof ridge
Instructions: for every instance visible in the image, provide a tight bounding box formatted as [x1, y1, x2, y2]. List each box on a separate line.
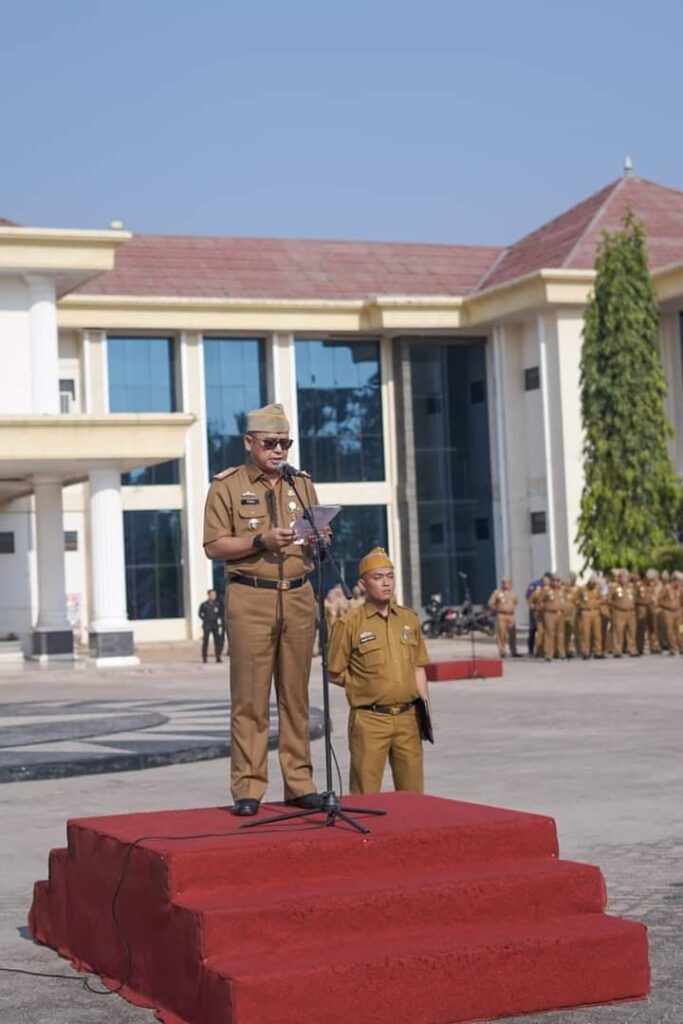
[472, 245, 511, 292]
[562, 176, 627, 267]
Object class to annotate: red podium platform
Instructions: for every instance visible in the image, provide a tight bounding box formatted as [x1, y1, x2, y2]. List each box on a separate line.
[29, 793, 649, 1024]
[426, 658, 503, 680]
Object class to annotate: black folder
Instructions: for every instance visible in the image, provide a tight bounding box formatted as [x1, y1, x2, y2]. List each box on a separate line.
[415, 697, 434, 744]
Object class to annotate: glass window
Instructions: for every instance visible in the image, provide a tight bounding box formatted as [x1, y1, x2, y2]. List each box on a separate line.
[108, 336, 179, 486]
[295, 340, 384, 482]
[123, 510, 184, 619]
[203, 338, 266, 478]
[409, 340, 495, 606]
[317, 505, 388, 594]
[0, 532, 15, 554]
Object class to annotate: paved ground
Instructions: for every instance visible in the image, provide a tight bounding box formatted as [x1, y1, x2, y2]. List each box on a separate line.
[0, 640, 681, 1023]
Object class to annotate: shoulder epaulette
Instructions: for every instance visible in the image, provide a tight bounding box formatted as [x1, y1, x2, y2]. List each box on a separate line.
[299, 469, 312, 478]
[213, 466, 240, 481]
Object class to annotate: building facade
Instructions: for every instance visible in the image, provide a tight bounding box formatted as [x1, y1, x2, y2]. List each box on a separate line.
[1, 174, 682, 660]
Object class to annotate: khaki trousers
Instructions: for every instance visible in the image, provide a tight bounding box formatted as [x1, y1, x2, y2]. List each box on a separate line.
[659, 610, 680, 653]
[495, 613, 517, 656]
[636, 606, 660, 653]
[543, 611, 565, 659]
[579, 609, 602, 656]
[611, 609, 637, 655]
[348, 707, 423, 794]
[226, 580, 316, 802]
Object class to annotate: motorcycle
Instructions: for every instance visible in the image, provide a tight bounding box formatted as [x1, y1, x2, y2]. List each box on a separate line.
[422, 594, 496, 638]
[421, 594, 461, 638]
[453, 596, 496, 637]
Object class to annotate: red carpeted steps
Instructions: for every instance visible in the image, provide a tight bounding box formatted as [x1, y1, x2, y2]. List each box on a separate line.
[29, 793, 649, 1024]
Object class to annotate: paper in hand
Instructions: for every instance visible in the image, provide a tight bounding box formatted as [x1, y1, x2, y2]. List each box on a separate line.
[292, 505, 341, 543]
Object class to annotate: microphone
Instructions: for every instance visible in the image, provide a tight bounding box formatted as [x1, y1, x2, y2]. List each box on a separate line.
[277, 462, 304, 482]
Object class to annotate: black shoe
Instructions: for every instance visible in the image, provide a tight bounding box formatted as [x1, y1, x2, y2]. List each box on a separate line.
[285, 793, 323, 810]
[216, 658, 222, 663]
[202, 658, 207, 664]
[230, 798, 260, 817]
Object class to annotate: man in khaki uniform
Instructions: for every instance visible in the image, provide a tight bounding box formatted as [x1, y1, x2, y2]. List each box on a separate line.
[529, 575, 551, 658]
[610, 569, 637, 657]
[563, 572, 579, 658]
[542, 574, 566, 661]
[659, 571, 681, 655]
[487, 576, 518, 657]
[574, 576, 603, 659]
[635, 569, 661, 655]
[328, 548, 430, 794]
[203, 403, 322, 816]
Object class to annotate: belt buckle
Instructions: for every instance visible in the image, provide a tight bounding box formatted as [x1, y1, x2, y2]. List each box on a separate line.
[389, 705, 401, 716]
[276, 580, 291, 591]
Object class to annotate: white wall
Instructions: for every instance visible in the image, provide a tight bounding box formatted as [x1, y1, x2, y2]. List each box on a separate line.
[0, 277, 32, 413]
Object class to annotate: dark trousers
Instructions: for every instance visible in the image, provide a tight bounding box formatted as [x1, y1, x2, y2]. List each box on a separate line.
[202, 627, 224, 661]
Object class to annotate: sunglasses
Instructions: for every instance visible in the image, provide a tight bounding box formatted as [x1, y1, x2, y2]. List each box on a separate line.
[250, 437, 295, 451]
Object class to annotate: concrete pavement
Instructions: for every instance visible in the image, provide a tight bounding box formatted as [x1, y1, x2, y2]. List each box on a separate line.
[0, 642, 681, 1023]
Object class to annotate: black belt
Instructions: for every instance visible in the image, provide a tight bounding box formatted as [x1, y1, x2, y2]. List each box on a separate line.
[229, 573, 308, 592]
[357, 700, 417, 716]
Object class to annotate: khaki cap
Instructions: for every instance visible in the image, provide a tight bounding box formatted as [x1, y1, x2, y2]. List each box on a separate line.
[359, 547, 393, 576]
[245, 403, 290, 434]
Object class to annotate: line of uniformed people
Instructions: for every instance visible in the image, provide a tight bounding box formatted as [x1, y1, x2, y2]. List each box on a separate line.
[526, 569, 682, 660]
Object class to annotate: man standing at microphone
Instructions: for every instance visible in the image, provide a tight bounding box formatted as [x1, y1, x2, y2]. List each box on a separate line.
[203, 403, 322, 816]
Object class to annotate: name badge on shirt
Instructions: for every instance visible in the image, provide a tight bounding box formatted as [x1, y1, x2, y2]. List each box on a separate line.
[359, 631, 376, 644]
[241, 497, 260, 506]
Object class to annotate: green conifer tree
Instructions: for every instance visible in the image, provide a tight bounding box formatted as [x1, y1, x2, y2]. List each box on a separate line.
[577, 211, 681, 572]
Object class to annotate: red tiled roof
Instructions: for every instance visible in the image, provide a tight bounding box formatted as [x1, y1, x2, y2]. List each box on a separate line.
[76, 235, 503, 301]
[479, 176, 683, 291]
[67, 175, 683, 302]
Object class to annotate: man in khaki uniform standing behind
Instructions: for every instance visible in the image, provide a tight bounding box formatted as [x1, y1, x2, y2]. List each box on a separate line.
[203, 403, 322, 816]
[574, 576, 603, 659]
[487, 576, 518, 657]
[610, 569, 637, 657]
[328, 548, 430, 794]
[659, 571, 681, 655]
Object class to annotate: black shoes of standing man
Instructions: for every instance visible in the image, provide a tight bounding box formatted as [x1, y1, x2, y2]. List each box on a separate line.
[230, 792, 323, 817]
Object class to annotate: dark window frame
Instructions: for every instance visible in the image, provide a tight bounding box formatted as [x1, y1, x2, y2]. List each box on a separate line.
[0, 532, 15, 554]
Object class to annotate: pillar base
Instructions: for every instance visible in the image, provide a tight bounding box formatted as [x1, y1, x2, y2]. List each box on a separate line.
[32, 630, 74, 661]
[89, 629, 138, 666]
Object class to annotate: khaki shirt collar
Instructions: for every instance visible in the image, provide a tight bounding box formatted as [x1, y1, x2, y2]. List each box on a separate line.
[244, 460, 273, 486]
[364, 599, 399, 620]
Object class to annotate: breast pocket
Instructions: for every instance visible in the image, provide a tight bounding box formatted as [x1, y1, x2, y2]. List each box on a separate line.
[356, 638, 385, 668]
[236, 502, 267, 535]
[399, 628, 419, 656]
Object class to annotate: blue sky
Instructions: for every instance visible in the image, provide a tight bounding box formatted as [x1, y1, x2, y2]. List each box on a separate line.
[1, 0, 681, 245]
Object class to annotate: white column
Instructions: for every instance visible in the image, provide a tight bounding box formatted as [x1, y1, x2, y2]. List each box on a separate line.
[26, 275, 59, 414]
[271, 332, 300, 450]
[491, 326, 511, 576]
[33, 479, 73, 659]
[538, 314, 558, 570]
[88, 468, 138, 664]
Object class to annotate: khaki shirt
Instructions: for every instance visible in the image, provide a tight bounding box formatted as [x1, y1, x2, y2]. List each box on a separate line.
[328, 601, 430, 708]
[610, 584, 636, 612]
[541, 586, 565, 613]
[487, 588, 517, 615]
[575, 586, 600, 612]
[202, 462, 318, 581]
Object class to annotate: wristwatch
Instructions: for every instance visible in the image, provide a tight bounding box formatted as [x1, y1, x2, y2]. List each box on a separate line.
[252, 533, 266, 551]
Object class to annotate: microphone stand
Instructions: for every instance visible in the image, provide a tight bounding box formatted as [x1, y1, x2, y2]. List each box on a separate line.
[459, 571, 481, 680]
[242, 469, 386, 835]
